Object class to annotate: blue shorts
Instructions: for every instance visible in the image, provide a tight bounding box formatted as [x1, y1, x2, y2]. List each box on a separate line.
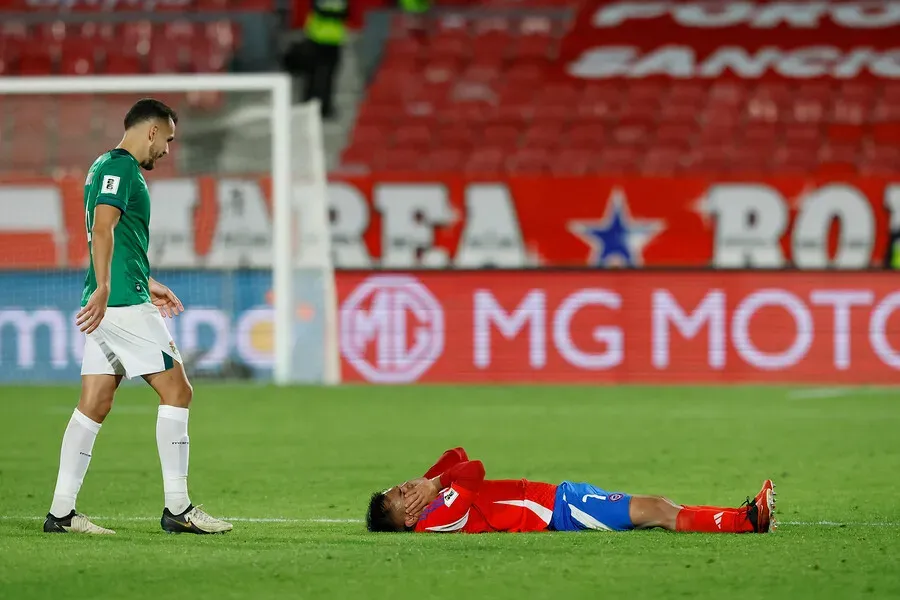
[550, 481, 633, 532]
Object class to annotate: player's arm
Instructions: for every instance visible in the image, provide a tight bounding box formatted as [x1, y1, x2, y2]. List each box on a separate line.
[76, 205, 120, 334]
[405, 459, 485, 520]
[408, 460, 486, 532]
[423, 447, 469, 479]
[400, 447, 470, 499]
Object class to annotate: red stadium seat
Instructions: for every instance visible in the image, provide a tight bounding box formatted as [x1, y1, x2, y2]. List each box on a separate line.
[341, 144, 377, 168]
[464, 148, 505, 173]
[18, 47, 53, 75]
[655, 124, 694, 148]
[58, 42, 97, 75]
[596, 147, 642, 173]
[827, 124, 865, 144]
[784, 124, 822, 146]
[522, 123, 563, 149]
[668, 81, 708, 106]
[481, 125, 521, 149]
[392, 124, 432, 149]
[566, 123, 607, 149]
[434, 124, 476, 149]
[104, 52, 144, 74]
[506, 148, 550, 173]
[421, 148, 466, 172]
[551, 149, 596, 176]
[643, 148, 683, 175]
[375, 149, 423, 172]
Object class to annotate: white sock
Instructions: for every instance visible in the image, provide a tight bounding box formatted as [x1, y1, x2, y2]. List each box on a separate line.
[157, 405, 191, 514]
[49, 409, 101, 519]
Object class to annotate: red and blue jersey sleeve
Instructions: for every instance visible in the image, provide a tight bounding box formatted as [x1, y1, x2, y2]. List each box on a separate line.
[414, 460, 484, 533]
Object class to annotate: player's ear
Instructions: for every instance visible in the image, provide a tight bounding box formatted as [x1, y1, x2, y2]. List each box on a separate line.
[404, 514, 417, 528]
[148, 124, 158, 141]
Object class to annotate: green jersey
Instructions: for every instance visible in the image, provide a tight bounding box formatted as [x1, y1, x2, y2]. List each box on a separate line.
[81, 149, 152, 307]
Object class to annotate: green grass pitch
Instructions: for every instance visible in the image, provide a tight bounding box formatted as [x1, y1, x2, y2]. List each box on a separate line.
[0, 384, 898, 599]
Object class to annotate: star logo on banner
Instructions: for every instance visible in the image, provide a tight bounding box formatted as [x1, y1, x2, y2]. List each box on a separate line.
[568, 188, 665, 267]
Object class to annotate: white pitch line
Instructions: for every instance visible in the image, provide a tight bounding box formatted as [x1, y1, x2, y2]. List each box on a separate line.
[0, 516, 361, 524]
[786, 388, 855, 400]
[2, 516, 898, 527]
[786, 387, 898, 400]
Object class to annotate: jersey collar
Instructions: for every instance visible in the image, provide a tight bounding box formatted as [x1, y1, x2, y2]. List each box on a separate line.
[110, 148, 140, 166]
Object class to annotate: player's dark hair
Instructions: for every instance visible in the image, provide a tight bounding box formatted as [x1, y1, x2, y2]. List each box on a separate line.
[366, 491, 399, 532]
[124, 98, 179, 130]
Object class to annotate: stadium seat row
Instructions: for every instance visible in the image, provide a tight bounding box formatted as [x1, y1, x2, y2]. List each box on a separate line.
[0, 20, 238, 75]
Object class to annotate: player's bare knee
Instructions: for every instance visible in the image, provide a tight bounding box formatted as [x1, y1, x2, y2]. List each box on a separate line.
[163, 380, 192, 408]
[630, 495, 679, 530]
[78, 390, 115, 422]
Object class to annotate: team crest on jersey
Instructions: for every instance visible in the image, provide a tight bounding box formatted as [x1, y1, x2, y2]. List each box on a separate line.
[443, 488, 459, 507]
[609, 493, 624, 502]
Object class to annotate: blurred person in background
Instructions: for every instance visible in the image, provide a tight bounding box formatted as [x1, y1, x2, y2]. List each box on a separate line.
[285, 0, 349, 118]
[885, 221, 900, 269]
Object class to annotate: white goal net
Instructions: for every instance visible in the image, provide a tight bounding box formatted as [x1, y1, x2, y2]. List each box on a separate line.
[0, 74, 338, 386]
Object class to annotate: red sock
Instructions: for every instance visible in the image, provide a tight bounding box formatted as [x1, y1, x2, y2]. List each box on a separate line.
[675, 506, 754, 533]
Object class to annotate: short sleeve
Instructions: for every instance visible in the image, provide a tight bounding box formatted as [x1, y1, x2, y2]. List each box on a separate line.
[95, 161, 134, 213]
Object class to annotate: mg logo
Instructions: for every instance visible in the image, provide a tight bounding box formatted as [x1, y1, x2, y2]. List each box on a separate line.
[340, 275, 445, 383]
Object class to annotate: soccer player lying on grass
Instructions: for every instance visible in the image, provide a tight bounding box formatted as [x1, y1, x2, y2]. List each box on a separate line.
[367, 448, 776, 534]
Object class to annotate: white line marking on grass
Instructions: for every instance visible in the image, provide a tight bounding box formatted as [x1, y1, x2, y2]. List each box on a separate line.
[787, 388, 854, 400]
[782, 520, 900, 527]
[0, 516, 363, 524]
[786, 387, 898, 400]
[3, 516, 898, 527]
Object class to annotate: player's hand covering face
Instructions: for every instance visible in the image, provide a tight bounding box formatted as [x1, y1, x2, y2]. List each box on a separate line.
[401, 478, 441, 526]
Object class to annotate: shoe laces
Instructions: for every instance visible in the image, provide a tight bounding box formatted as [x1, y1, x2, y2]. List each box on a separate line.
[73, 514, 114, 534]
[187, 505, 221, 525]
[740, 496, 759, 531]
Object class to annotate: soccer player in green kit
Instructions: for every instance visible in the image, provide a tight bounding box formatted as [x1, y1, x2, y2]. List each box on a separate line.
[43, 99, 232, 535]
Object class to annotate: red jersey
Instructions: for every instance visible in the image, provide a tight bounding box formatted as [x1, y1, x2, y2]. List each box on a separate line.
[413, 448, 557, 533]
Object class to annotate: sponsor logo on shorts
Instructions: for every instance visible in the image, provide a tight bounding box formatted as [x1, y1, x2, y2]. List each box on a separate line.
[443, 488, 459, 507]
[609, 493, 624, 502]
[169, 341, 179, 356]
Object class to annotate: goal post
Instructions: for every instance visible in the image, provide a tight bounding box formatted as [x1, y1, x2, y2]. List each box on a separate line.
[0, 74, 338, 386]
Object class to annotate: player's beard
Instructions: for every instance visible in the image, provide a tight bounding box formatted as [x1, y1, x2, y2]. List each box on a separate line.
[140, 150, 163, 171]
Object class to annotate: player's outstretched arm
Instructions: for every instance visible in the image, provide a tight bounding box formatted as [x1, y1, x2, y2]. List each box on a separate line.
[149, 277, 184, 318]
[77, 205, 120, 334]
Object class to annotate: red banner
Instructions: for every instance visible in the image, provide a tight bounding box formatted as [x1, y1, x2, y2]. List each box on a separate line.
[2, 175, 898, 269]
[561, 0, 900, 79]
[336, 270, 900, 384]
[331, 175, 899, 269]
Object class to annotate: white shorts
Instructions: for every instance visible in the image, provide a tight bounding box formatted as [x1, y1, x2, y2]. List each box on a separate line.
[82, 303, 182, 379]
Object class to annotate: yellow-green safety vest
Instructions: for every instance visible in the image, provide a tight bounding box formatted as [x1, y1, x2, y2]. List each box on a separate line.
[399, 0, 429, 13]
[305, 0, 348, 45]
